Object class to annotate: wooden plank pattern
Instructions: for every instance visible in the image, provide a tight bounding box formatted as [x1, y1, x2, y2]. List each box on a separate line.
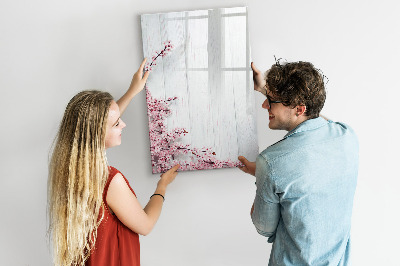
[141, 7, 259, 173]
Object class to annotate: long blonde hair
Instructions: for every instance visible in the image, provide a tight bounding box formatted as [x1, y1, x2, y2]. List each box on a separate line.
[48, 90, 113, 265]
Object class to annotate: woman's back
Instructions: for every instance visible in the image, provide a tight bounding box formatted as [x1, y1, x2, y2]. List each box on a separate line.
[86, 166, 140, 266]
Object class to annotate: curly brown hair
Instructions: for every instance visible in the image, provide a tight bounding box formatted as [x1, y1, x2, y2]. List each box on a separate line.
[266, 60, 327, 118]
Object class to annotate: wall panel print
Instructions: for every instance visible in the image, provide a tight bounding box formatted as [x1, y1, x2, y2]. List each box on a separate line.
[141, 6, 259, 173]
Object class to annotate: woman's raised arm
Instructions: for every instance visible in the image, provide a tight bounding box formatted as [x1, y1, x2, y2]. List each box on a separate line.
[117, 58, 150, 115]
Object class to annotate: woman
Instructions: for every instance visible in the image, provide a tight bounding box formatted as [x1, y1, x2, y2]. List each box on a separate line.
[48, 59, 179, 266]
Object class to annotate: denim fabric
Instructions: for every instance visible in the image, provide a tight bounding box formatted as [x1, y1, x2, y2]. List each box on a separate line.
[252, 117, 358, 266]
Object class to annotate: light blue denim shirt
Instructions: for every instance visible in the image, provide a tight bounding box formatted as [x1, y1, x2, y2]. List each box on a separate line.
[252, 117, 359, 266]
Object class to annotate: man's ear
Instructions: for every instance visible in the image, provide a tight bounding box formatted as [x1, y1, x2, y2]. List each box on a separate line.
[295, 105, 306, 117]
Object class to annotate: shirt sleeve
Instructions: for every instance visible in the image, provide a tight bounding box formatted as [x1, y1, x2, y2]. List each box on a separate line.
[251, 154, 280, 243]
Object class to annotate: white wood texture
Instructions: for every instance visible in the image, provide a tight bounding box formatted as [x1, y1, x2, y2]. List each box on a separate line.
[141, 7, 258, 171]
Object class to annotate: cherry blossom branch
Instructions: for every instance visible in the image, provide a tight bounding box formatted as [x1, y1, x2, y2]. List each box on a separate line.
[146, 89, 243, 173]
[144, 41, 174, 72]
[144, 40, 243, 173]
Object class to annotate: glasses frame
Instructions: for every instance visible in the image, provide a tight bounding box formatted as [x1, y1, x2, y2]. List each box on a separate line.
[266, 94, 282, 108]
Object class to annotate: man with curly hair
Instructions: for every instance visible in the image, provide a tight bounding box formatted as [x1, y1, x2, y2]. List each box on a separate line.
[239, 61, 359, 266]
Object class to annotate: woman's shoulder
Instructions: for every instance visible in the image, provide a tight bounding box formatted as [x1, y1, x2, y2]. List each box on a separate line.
[106, 166, 136, 196]
[108, 166, 129, 184]
[109, 166, 120, 176]
[104, 166, 122, 199]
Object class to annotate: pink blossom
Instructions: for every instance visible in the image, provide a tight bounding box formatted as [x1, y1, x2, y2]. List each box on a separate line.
[144, 41, 175, 72]
[146, 89, 244, 174]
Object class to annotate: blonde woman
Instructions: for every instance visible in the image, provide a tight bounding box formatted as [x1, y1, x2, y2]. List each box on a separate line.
[48, 59, 179, 266]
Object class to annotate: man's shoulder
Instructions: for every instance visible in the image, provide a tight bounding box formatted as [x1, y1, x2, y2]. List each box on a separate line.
[259, 119, 358, 162]
[326, 120, 358, 145]
[259, 139, 293, 163]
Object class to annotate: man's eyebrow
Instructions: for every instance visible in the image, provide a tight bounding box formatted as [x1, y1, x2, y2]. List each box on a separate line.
[267, 92, 278, 100]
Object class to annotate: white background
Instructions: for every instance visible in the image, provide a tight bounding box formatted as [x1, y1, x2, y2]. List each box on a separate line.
[1, 0, 399, 265]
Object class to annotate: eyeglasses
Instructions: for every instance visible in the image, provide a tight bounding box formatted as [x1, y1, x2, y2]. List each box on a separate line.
[266, 94, 282, 108]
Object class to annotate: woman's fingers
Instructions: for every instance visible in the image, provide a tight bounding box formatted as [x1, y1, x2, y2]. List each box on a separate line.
[159, 164, 180, 186]
[173, 164, 180, 171]
[161, 164, 180, 177]
[168, 164, 180, 174]
[139, 58, 147, 72]
[142, 70, 150, 82]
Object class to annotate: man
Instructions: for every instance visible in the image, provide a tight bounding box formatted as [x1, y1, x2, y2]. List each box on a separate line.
[239, 61, 359, 265]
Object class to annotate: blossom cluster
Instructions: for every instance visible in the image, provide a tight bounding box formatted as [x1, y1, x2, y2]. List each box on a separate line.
[146, 89, 243, 173]
[144, 41, 174, 72]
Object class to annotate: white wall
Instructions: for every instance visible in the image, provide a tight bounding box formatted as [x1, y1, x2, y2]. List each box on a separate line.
[0, 0, 399, 265]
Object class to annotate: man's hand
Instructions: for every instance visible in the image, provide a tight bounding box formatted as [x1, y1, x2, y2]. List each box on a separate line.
[251, 62, 267, 96]
[238, 156, 256, 176]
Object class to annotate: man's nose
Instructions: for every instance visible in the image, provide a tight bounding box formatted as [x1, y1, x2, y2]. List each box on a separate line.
[262, 99, 270, 109]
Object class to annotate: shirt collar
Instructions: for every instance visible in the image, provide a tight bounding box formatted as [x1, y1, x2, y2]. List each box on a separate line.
[284, 117, 328, 139]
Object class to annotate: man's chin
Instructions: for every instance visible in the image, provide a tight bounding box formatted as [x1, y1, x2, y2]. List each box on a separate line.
[268, 121, 282, 131]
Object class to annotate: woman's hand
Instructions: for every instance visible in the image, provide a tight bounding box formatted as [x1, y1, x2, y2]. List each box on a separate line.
[107, 164, 180, 236]
[117, 58, 150, 114]
[128, 58, 150, 95]
[158, 164, 180, 189]
[251, 62, 267, 96]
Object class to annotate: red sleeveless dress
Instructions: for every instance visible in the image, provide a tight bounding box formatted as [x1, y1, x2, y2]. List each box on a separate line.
[86, 166, 140, 266]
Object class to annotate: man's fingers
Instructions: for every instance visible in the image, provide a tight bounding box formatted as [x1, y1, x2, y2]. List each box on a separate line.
[238, 156, 249, 165]
[238, 166, 249, 173]
[251, 62, 260, 74]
